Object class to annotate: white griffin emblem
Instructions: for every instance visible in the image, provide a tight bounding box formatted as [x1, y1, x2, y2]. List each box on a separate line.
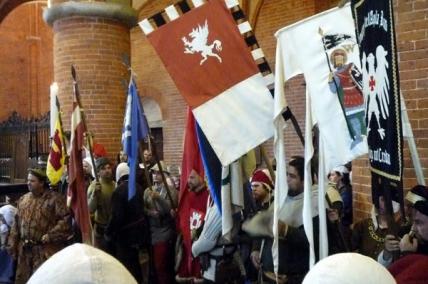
[363, 45, 390, 140]
[189, 211, 203, 230]
[182, 19, 222, 65]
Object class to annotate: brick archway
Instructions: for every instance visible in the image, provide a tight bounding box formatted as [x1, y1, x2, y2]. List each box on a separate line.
[0, 0, 33, 24]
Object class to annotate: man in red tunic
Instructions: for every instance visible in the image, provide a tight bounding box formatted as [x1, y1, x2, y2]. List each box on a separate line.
[176, 169, 209, 283]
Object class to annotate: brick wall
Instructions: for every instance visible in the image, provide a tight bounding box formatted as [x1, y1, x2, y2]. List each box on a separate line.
[53, 16, 130, 161]
[0, 2, 53, 121]
[132, 0, 187, 168]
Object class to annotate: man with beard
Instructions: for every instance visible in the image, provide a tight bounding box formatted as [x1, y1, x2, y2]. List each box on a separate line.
[177, 169, 209, 283]
[7, 168, 72, 283]
[144, 162, 178, 284]
[378, 185, 428, 268]
[243, 156, 346, 283]
[87, 157, 116, 253]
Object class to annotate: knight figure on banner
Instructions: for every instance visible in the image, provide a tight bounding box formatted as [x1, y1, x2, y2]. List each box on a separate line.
[322, 31, 367, 147]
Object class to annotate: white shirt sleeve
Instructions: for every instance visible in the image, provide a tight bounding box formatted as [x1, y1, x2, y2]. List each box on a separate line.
[191, 204, 222, 257]
[377, 250, 393, 267]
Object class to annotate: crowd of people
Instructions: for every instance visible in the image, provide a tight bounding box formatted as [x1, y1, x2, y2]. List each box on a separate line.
[0, 147, 427, 284]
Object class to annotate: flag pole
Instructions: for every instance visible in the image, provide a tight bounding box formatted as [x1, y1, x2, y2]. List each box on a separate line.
[122, 58, 176, 208]
[71, 65, 99, 183]
[282, 106, 305, 146]
[51, 83, 68, 154]
[149, 136, 178, 209]
[56, 97, 68, 160]
[259, 144, 276, 182]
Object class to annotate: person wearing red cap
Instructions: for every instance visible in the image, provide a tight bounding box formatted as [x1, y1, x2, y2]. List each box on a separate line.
[247, 168, 279, 282]
[92, 143, 107, 159]
[377, 185, 428, 282]
[250, 169, 274, 211]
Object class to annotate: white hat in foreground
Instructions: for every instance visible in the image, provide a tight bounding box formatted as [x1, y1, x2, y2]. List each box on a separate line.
[28, 243, 137, 284]
[302, 253, 396, 284]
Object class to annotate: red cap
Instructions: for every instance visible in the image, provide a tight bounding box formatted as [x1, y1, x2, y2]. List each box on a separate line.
[93, 143, 107, 158]
[251, 169, 273, 190]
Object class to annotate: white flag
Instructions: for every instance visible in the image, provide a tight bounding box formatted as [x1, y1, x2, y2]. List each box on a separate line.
[274, 3, 367, 269]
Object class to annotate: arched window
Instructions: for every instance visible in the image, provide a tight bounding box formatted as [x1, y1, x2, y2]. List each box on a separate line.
[141, 97, 163, 159]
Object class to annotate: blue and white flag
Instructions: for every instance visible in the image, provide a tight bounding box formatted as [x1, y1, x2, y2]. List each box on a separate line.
[196, 123, 222, 212]
[122, 77, 150, 200]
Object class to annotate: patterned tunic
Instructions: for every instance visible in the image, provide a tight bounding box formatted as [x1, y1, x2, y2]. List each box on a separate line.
[351, 218, 387, 260]
[7, 190, 72, 284]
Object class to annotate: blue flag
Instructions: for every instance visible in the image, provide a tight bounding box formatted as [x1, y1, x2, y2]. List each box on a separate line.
[122, 78, 150, 200]
[195, 123, 222, 213]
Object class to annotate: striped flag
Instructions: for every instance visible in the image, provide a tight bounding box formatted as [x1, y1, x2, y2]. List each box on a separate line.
[122, 77, 150, 200]
[67, 80, 92, 244]
[47, 84, 65, 186]
[139, 0, 274, 166]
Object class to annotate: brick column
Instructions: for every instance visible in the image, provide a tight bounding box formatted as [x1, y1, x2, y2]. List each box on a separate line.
[43, 1, 137, 161]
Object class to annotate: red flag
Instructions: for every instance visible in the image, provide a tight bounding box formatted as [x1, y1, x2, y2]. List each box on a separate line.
[140, 0, 274, 166]
[177, 108, 208, 279]
[67, 97, 92, 244]
[179, 108, 204, 201]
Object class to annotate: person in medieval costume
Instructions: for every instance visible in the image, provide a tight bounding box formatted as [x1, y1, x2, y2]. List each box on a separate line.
[176, 169, 209, 283]
[0, 203, 17, 283]
[378, 185, 428, 267]
[87, 157, 116, 254]
[7, 168, 72, 283]
[352, 194, 405, 260]
[243, 156, 347, 284]
[144, 162, 178, 284]
[105, 162, 147, 283]
[192, 194, 242, 284]
[245, 169, 275, 282]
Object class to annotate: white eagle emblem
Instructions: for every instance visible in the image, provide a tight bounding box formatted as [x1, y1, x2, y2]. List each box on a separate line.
[182, 19, 222, 65]
[362, 45, 390, 140]
[189, 211, 203, 230]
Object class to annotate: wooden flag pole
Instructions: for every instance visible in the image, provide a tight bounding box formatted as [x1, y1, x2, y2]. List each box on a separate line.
[70, 65, 95, 246]
[149, 136, 177, 209]
[71, 65, 99, 183]
[259, 144, 276, 182]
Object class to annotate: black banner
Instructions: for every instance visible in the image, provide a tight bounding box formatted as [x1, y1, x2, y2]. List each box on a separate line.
[351, 0, 402, 183]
